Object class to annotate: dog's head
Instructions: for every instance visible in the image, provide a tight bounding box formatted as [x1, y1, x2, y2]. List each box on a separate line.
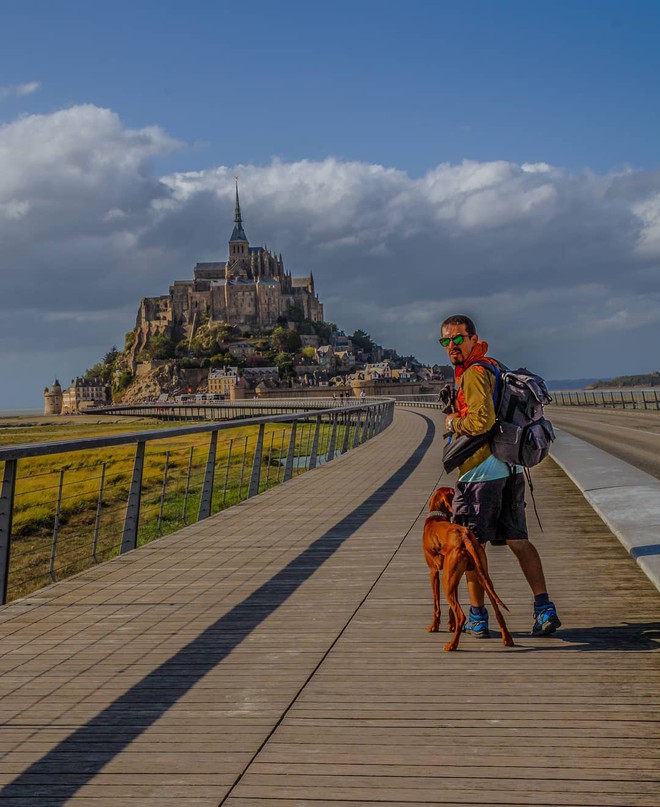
[428, 486, 454, 519]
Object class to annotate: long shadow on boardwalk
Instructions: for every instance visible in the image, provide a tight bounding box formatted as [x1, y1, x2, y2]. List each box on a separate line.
[0, 415, 435, 803]
[516, 622, 660, 651]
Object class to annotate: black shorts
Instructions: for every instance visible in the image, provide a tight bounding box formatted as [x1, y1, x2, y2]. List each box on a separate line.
[453, 471, 528, 545]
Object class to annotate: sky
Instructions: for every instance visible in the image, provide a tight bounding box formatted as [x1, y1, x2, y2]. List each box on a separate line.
[1, 0, 659, 408]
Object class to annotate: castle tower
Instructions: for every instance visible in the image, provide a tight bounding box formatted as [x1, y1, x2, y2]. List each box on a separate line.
[44, 379, 63, 415]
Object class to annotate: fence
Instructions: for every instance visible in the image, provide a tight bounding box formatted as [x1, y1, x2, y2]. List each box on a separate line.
[550, 389, 660, 410]
[0, 401, 393, 605]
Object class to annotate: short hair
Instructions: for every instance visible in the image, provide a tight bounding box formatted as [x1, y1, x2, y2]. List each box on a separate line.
[441, 314, 476, 336]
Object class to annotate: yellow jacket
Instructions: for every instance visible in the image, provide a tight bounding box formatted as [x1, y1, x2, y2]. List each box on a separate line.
[451, 361, 497, 476]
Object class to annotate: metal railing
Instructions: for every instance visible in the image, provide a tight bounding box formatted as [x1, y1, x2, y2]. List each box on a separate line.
[394, 396, 444, 409]
[92, 397, 387, 421]
[0, 400, 394, 604]
[550, 389, 660, 410]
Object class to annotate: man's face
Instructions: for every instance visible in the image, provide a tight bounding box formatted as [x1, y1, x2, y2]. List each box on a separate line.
[440, 323, 478, 366]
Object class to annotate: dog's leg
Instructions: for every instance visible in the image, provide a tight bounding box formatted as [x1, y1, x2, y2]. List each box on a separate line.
[427, 566, 441, 632]
[463, 535, 514, 648]
[442, 552, 466, 651]
[488, 597, 515, 647]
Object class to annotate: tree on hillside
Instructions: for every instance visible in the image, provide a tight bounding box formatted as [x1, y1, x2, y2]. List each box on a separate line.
[351, 329, 374, 354]
[85, 344, 121, 384]
[272, 326, 302, 353]
[147, 333, 176, 360]
[103, 346, 119, 366]
[311, 320, 336, 344]
[275, 351, 295, 381]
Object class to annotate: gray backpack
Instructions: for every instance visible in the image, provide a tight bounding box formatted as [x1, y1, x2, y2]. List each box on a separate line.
[474, 362, 556, 467]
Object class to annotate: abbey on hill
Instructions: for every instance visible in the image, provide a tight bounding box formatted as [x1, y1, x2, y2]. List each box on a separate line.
[133, 181, 323, 361]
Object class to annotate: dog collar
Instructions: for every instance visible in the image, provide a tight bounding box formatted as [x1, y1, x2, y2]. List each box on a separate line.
[428, 510, 446, 518]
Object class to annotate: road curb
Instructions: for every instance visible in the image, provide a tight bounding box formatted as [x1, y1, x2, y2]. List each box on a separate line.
[550, 430, 660, 592]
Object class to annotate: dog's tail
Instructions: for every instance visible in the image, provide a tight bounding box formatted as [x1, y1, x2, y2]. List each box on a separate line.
[462, 536, 509, 612]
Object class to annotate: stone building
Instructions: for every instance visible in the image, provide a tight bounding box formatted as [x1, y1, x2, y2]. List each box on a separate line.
[61, 377, 109, 413]
[44, 377, 109, 414]
[207, 367, 240, 396]
[133, 181, 324, 363]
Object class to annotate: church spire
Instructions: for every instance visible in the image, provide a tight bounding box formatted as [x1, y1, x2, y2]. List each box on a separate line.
[229, 177, 248, 243]
[234, 177, 242, 225]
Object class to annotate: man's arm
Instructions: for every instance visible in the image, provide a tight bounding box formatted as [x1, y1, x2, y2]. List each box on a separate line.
[447, 367, 496, 437]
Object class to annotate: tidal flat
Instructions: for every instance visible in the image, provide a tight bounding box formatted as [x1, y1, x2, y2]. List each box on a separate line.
[0, 413, 341, 603]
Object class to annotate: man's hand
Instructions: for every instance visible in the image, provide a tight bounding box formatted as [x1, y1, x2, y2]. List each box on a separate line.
[445, 414, 456, 433]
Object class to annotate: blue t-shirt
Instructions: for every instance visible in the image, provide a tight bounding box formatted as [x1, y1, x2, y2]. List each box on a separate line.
[458, 454, 522, 483]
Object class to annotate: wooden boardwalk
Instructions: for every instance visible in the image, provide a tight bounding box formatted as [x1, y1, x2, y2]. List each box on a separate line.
[0, 408, 658, 806]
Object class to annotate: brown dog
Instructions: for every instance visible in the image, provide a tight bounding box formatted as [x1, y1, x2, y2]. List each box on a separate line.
[423, 486, 514, 651]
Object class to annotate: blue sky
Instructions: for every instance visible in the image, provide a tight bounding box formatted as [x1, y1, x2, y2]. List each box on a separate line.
[3, 0, 658, 175]
[1, 1, 659, 408]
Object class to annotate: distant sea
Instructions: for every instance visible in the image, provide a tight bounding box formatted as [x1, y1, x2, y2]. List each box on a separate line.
[0, 409, 42, 417]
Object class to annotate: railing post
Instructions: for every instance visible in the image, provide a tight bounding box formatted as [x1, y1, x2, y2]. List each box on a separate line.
[92, 462, 106, 562]
[49, 469, 65, 581]
[341, 415, 351, 454]
[198, 430, 219, 520]
[120, 441, 146, 555]
[247, 424, 265, 498]
[326, 414, 338, 462]
[276, 430, 286, 483]
[182, 446, 195, 525]
[222, 438, 234, 507]
[157, 451, 170, 535]
[352, 412, 362, 448]
[264, 431, 275, 487]
[283, 421, 298, 482]
[372, 406, 382, 435]
[369, 407, 376, 437]
[238, 436, 249, 498]
[308, 416, 321, 470]
[0, 459, 17, 605]
[361, 409, 371, 442]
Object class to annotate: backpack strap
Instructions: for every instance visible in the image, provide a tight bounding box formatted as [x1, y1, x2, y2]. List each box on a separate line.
[468, 359, 502, 409]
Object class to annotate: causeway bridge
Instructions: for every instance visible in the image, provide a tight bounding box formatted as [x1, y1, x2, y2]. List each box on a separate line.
[0, 404, 658, 805]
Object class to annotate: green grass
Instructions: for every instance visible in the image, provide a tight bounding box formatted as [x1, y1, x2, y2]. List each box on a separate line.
[1, 416, 357, 602]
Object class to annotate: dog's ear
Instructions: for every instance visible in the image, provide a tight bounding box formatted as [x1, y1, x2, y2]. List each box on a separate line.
[440, 487, 454, 513]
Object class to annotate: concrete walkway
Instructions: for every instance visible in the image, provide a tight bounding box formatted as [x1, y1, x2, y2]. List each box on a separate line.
[552, 429, 660, 591]
[0, 407, 658, 806]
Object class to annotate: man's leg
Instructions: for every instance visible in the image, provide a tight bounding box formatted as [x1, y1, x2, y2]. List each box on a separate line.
[505, 538, 547, 596]
[505, 538, 561, 635]
[453, 479, 501, 638]
[466, 556, 487, 606]
[501, 472, 561, 635]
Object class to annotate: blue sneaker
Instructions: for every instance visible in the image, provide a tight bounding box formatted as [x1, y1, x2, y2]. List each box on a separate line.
[464, 609, 489, 639]
[532, 602, 561, 636]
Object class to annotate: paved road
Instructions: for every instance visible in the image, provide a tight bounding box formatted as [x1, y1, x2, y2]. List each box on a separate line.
[548, 405, 660, 480]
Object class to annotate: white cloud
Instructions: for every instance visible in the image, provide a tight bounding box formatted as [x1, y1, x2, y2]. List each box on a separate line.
[1, 103, 660, 406]
[0, 80, 41, 99]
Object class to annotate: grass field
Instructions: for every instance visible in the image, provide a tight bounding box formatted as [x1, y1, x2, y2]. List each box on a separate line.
[0, 415, 355, 602]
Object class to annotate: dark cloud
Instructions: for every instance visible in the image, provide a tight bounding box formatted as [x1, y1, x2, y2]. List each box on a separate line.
[1, 106, 659, 407]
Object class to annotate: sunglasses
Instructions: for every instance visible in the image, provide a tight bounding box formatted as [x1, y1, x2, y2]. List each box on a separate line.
[439, 334, 470, 347]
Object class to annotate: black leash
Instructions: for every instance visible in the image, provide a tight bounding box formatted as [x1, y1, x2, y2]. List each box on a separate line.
[524, 466, 544, 532]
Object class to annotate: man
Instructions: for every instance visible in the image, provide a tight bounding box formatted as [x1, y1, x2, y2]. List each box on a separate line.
[440, 314, 561, 637]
